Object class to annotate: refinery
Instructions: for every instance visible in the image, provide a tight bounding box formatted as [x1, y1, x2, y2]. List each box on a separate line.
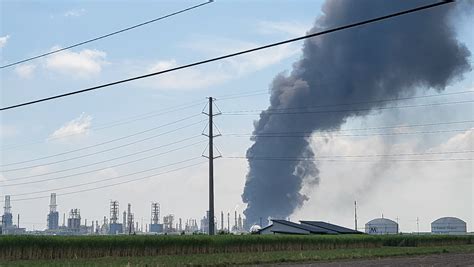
[0, 193, 469, 236]
[0, 193, 248, 236]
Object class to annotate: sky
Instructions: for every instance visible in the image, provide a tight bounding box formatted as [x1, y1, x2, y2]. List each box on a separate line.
[0, 0, 472, 233]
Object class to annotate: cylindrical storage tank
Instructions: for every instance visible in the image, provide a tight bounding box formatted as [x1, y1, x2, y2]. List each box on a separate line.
[365, 218, 398, 235]
[431, 217, 467, 234]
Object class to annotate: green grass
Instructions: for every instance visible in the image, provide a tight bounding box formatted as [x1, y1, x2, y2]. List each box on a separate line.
[0, 234, 472, 260]
[1, 245, 473, 266]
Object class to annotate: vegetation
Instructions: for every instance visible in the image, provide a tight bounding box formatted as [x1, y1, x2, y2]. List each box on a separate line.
[0, 234, 472, 261]
[1, 245, 474, 266]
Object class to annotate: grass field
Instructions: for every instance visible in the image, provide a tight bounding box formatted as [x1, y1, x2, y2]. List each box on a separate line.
[0, 234, 472, 265]
[1, 244, 473, 266]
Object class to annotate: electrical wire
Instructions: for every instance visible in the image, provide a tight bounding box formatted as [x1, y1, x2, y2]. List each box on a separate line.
[225, 150, 473, 159]
[223, 128, 472, 138]
[227, 120, 474, 135]
[1, 157, 203, 196]
[218, 89, 473, 103]
[0, 100, 206, 151]
[0, 161, 207, 202]
[0, 115, 203, 168]
[1, 139, 205, 184]
[0, 0, 453, 111]
[221, 99, 474, 116]
[225, 156, 473, 162]
[0, 1, 214, 69]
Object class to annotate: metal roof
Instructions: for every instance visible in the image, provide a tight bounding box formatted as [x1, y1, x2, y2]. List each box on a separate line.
[300, 221, 362, 234]
[366, 218, 398, 226]
[432, 217, 466, 225]
[271, 219, 337, 234]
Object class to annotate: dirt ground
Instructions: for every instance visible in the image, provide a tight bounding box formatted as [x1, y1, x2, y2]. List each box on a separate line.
[285, 253, 474, 266]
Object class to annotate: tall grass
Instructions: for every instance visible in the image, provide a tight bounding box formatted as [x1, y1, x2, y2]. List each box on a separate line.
[0, 234, 472, 260]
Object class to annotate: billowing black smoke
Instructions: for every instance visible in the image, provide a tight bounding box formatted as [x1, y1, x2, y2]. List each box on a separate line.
[242, 0, 471, 226]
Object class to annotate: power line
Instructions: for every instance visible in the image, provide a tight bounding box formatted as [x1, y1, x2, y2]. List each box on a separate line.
[225, 150, 473, 160]
[227, 120, 474, 135]
[224, 128, 472, 138]
[2, 157, 199, 191]
[225, 156, 473, 163]
[222, 91, 474, 112]
[0, 161, 207, 203]
[0, 0, 453, 111]
[218, 89, 473, 103]
[0, 100, 206, 151]
[0, 1, 214, 69]
[0, 115, 203, 168]
[221, 99, 474, 115]
[1, 119, 204, 175]
[4, 157, 200, 197]
[2, 139, 204, 184]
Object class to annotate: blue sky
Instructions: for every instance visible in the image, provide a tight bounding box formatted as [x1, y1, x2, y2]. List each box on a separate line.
[0, 0, 472, 232]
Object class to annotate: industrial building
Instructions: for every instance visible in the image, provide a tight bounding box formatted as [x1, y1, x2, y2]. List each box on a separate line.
[1, 195, 26, 235]
[257, 219, 361, 235]
[108, 201, 123, 235]
[149, 202, 163, 233]
[2, 196, 13, 229]
[8, 190, 470, 237]
[365, 218, 398, 235]
[431, 217, 467, 234]
[1, 192, 246, 236]
[300, 221, 362, 234]
[67, 209, 81, 232]
[47, 193, 59, 230]
[125, 203, 135, 234]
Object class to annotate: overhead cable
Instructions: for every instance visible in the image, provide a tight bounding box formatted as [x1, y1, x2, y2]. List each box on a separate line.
[0, 1, 214, 69]
[0, 0, 453, 111]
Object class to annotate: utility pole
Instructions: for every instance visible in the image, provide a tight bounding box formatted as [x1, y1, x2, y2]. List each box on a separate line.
[203, 97, 221, 235]
[354, 201, 358, 231]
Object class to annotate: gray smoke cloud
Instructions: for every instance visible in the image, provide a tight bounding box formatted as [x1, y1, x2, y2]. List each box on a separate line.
[242, 0, 471, 226]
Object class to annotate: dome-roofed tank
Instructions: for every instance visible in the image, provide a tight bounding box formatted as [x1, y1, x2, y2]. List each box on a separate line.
[250, 224, 262, 233]
[431, 217, 466, 234]
[365, 218, 398, 235]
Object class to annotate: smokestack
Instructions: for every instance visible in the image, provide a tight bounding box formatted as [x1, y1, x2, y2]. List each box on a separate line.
[49, 193, 57, 213]
[4, 195, 11, 214]
[242, 0, 471, 226]
[234, 210, 237, 231]
[221, 211, 224, 231]
[354, 201, 358, 231]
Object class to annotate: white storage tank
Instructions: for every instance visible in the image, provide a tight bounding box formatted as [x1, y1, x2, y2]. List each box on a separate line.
[365, 218, 398, 235]
[431, 217, 467, 234]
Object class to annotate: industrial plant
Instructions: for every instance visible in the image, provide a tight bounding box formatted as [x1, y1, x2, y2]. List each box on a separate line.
[0, 193, 249, 236]
[1, 192, 470, 236]
[0, 191, 470, 236]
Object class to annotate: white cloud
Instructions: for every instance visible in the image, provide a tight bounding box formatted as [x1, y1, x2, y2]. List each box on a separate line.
[143, 38, 299, 90]
[433, 128, 473, 151]
[258, 20, 310, 37]
[64, 8, 85, 17]
[14, 64, 36, 78]
[0, 35, 10, 48]
[45, 48, 107, 78]
[49, 113, 93, 140]
[291, 128, 474, 232]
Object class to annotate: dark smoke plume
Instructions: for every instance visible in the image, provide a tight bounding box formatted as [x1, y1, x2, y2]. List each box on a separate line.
[242, 0, 471, 226]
